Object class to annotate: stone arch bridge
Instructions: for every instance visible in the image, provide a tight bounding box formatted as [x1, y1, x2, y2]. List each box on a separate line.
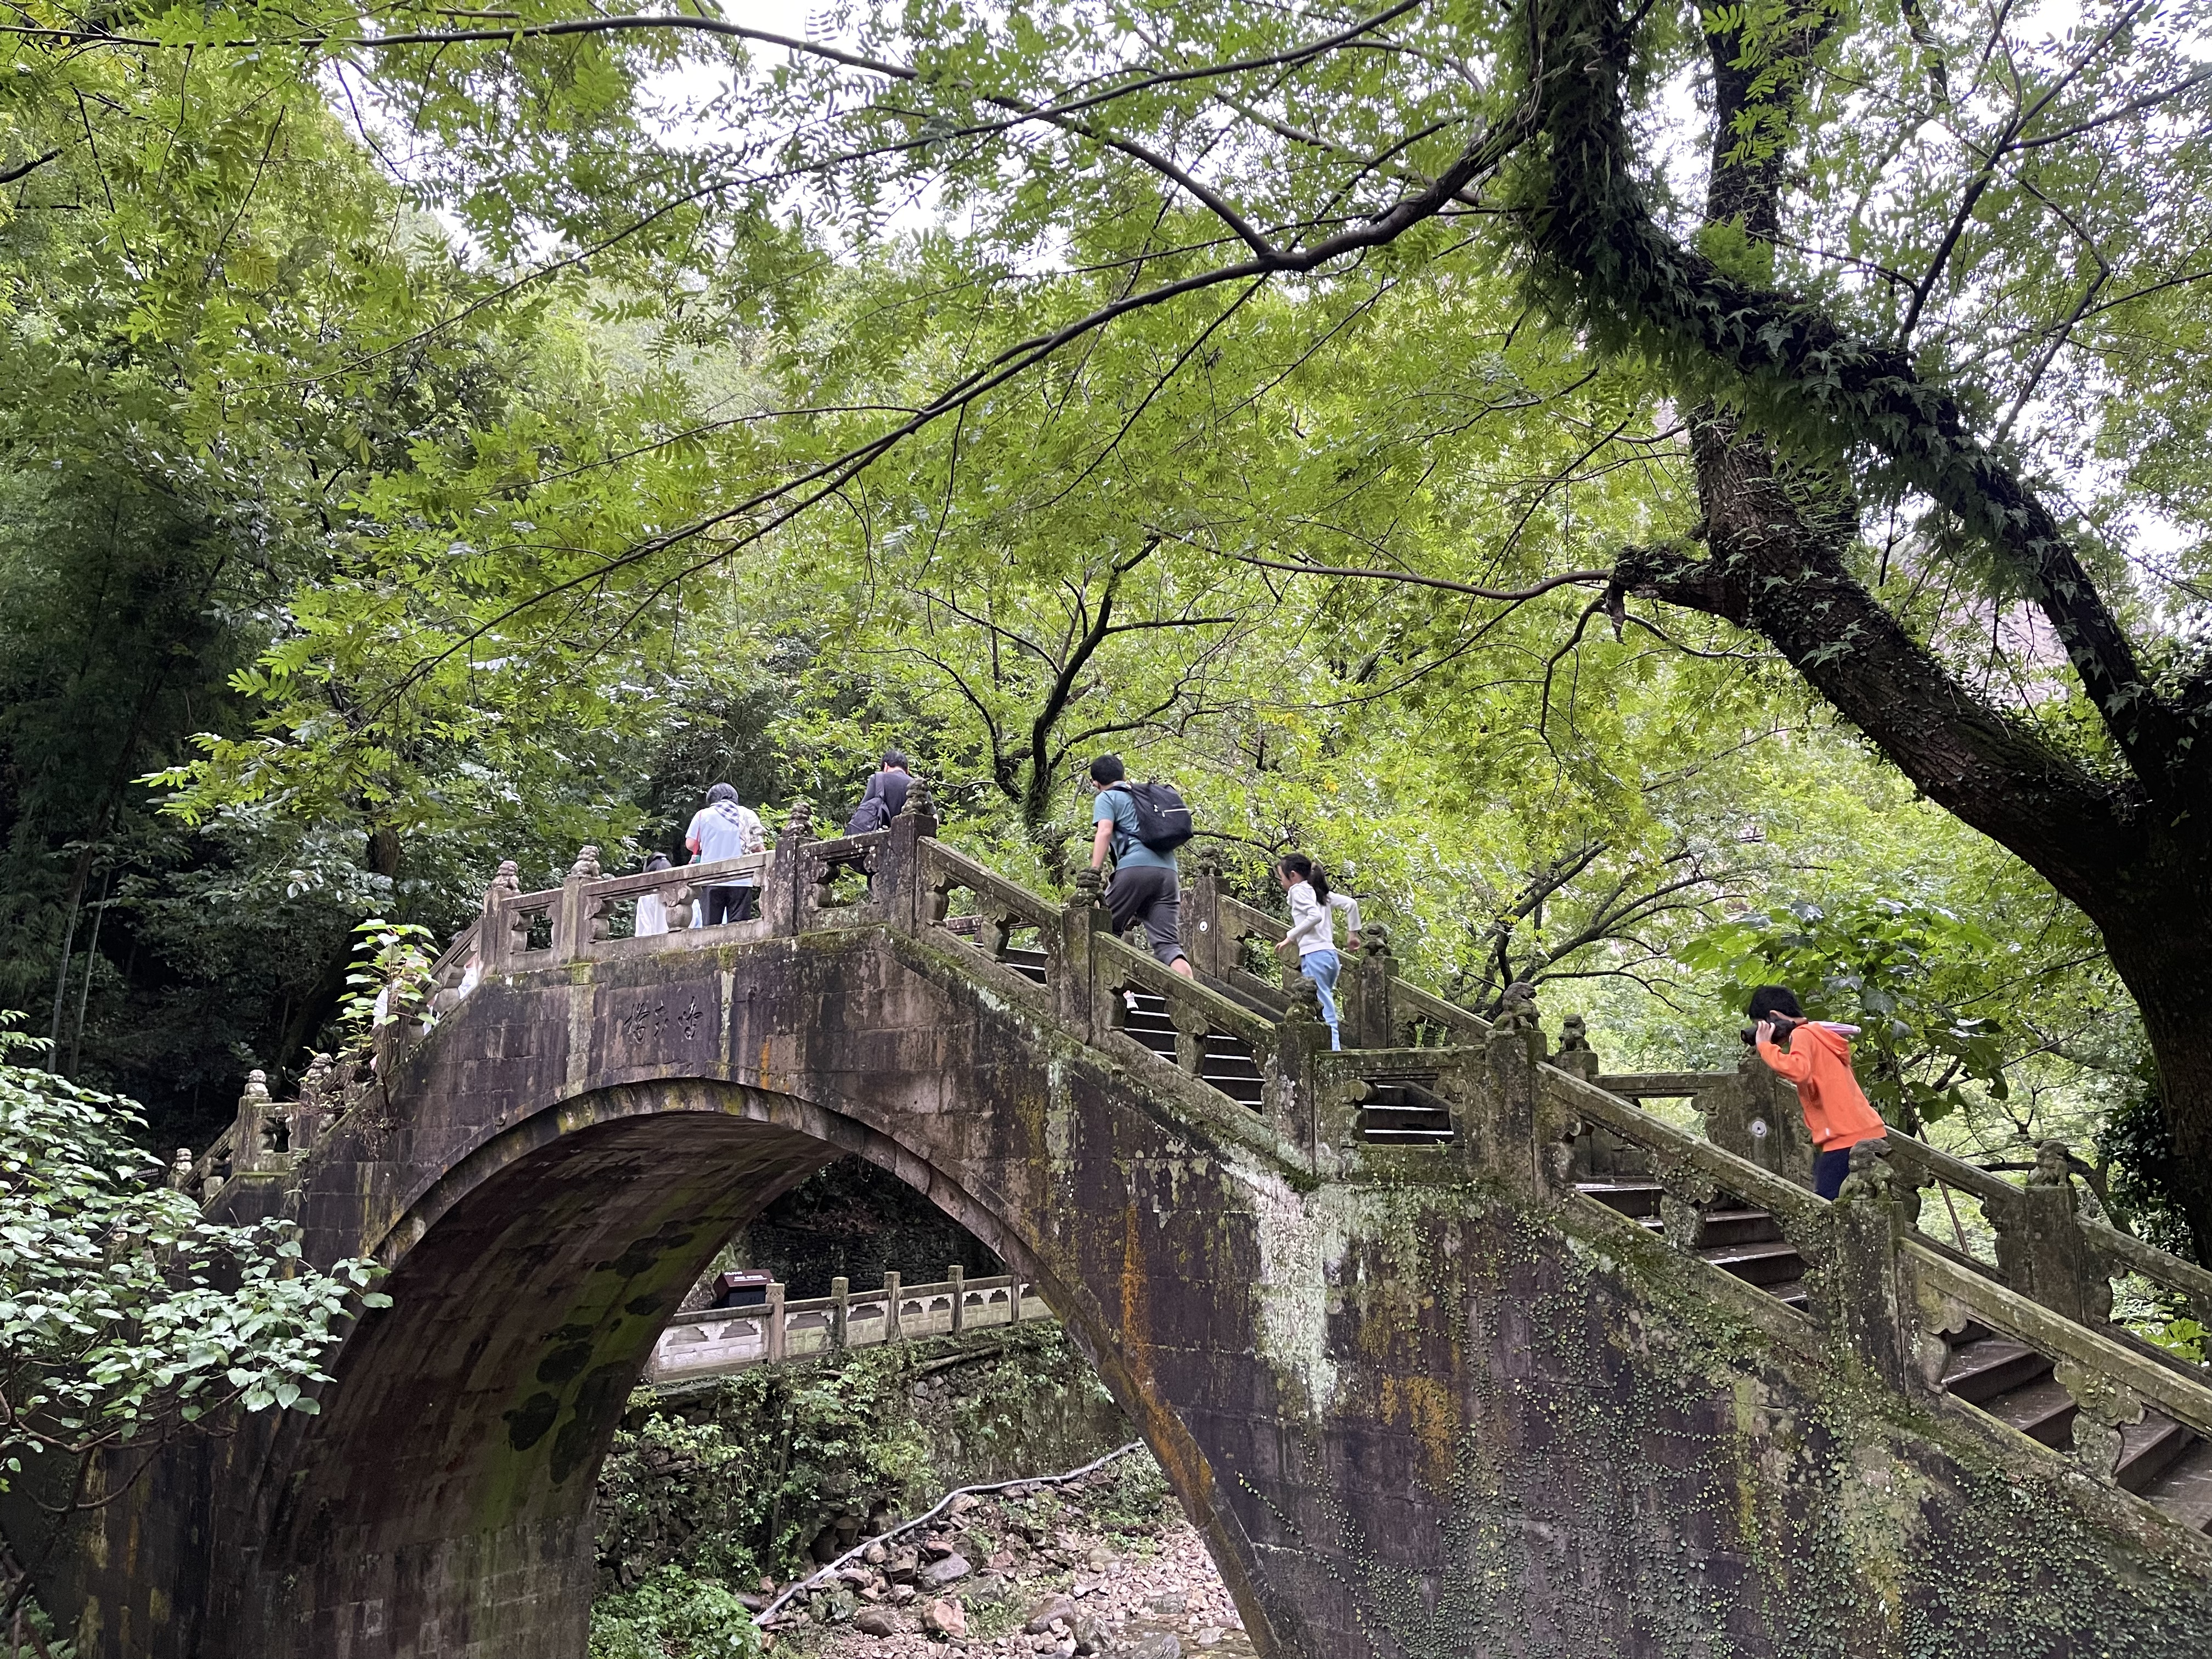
[36, 797, 2212, 1657]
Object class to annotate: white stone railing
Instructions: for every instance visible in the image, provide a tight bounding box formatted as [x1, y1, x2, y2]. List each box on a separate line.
[645, 1268, 1054, 1385]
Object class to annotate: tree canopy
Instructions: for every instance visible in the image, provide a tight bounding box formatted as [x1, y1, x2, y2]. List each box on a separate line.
[0, 0, 2208, 1257]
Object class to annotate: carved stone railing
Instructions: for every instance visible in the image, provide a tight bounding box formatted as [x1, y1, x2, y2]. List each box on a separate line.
[645, 1267, 1054, 1385]
[1905, 1238, 2212, 1484]
[1541, 1062, 1833, 1309]
[187, 808, 2212, 1540]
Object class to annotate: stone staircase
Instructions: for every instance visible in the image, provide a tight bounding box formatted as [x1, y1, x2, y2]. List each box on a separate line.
[188, 804, 2212, 1558]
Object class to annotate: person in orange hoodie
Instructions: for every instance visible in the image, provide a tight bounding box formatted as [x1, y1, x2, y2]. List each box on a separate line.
[1749, 985, 1888, 1199]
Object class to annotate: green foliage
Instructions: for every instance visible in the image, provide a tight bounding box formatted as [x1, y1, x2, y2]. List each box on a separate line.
[597, 1324, 1124, 1593]
[337, 918, 439, 1042]
[0, 1014, 386, 1605]
[590, 1566, 764, 1659]
[1681, 895, 2011, 1127]
[2101, 1083, 2199, 1262]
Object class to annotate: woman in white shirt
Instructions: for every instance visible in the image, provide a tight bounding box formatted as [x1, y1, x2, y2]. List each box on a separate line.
[1275, 853, 1361, 1050]
[635, 854, 673, 936]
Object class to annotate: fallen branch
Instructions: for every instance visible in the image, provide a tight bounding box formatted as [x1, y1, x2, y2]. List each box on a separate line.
[754, 1440, 1146, 1627]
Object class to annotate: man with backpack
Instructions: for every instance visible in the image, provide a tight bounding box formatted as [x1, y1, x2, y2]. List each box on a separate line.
[843, 750, 913, 835]
[1086, 753, 1194, 978]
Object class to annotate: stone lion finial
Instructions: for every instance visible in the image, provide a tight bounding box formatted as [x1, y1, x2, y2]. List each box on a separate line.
[780, 798, 815, 844]
[2029, 1139, 2075, 1189]
[568, 845, 602, 882]
[1496, 981, 1541, 1033]
[901, 776, 935, 821]
[240, 1069, 270, 1105]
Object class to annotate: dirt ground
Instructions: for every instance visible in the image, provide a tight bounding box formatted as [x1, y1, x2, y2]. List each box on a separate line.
[763, 1463, 1257, 1659]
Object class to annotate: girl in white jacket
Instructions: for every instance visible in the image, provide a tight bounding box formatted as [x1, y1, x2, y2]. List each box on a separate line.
[1275, 853, 1361, 1049]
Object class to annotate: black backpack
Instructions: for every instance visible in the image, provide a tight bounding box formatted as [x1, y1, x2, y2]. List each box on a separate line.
[1106, 781, 1195, 853]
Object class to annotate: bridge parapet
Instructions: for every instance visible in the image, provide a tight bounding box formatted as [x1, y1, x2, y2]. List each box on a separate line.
[76, 802, 2212, 1658]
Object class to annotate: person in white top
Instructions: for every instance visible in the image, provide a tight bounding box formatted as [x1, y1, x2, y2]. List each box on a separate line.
[1274, 853, 1361, 1050]
[634, 854, 674, 936]
[685, 783, 767, 925]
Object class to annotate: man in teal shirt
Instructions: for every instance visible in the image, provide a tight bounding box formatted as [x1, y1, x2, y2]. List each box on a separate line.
[1086, 754, 1192, 978]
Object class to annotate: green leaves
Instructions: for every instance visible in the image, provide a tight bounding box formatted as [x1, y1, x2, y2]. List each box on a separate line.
[1683, 895, 2013, 1126]
[0, 1013, 383, 1499]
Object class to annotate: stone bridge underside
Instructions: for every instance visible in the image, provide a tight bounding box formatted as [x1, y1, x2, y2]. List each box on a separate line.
[47, 898, 2212, 1657]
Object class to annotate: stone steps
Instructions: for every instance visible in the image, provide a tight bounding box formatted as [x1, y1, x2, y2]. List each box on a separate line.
[1577, 1178, 2212, 1537]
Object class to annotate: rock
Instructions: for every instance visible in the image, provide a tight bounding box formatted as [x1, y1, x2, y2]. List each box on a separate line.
[986, 1550, 1017, 1571]
[923, 1537, 957, 1560]
[855, 1608, 905, 1638]
[1072, 1613, 1107, 1655]
[1025, 1594, 1077, 1634]
[923, 1598, 968, 1638]
[965, 1572, 1009, 1605]
[920, 1551, 972, 1589]
[949, 1492, 980, 1515]
[1193, 1629, 1226, 1649]
[1085, 1545, 1113, 1571]
[888, 1548, 921, 1583]
[893, 1584, 918, 1605]
[1122, 1635, 1181, 1659]
[1148, 1593, 1191, 1616]
[864, 1542, 888, 1566]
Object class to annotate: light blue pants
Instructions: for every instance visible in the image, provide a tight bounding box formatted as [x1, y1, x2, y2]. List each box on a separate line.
[1301, 949, 1342, 1049]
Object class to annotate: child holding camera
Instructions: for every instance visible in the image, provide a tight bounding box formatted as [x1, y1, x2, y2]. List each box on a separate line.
[1748, 985, 1887, 1199]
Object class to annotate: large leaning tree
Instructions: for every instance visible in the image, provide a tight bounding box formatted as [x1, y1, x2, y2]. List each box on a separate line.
[13, 0, 2212, 1242]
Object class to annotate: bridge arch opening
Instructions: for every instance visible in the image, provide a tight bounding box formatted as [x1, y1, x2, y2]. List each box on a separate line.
[241, 1081, 1094, 1659]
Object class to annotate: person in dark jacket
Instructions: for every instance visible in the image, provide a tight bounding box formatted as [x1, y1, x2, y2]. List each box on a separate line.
[844, 751, 912, 834]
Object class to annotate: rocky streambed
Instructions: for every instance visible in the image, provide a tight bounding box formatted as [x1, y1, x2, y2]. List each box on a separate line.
[761, 1460, 1255, 1659]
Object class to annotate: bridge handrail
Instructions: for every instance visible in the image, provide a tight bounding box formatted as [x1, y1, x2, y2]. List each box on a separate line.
[2082, 1217, 2212, 1327]
[426, 917, 481, 986]
[917, 840, 1062, 931]
[1094, 931, 1279, 1053]
[1881, 1133, 2021, 1211]
[589, 853, 770, 903]
[1906, 1239, 2212, 1445]
[1387, 977, 1491, 1042]
[1543, 1064, 1829, 1234]
[1217, 894, 1285, 945]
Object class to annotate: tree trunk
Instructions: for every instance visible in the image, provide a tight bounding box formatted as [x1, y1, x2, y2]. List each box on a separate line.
[1662, 18, 2212, 1259]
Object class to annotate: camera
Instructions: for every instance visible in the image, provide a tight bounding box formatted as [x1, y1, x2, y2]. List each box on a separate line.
[1741, 1014, 1801, 1045]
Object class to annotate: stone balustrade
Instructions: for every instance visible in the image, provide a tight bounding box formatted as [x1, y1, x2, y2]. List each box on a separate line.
[645, 1268, 1055, 1385]
[195, 783, 2212, 1511]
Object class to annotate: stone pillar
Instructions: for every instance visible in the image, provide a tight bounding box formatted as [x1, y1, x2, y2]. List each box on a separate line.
[233, 1071, 278, 1175]
[1269, 978, 1330, 1155]
[765, 1281, 786, 1363]
[1553, 1013, 1599, 1083]
[1468, 1017, 1539, 1181]
[1184, 851, 1225, 978]
[553, 845, 602, 961]
[165, 1148, 194, 1192]
[287, 1053, 335, 1160]
[1342, 927, 1395, 1049]
[1700, 1050, 1815, 1190]
[481, 860, 522, 971]
[830, 1274, 850, 1349]
[1058, 869, 1108, 1042]
[765, 800, 815, 937]
[1991, 1141, 2111, 1325]
[1824, 1141, 1917, 1391]
[883, 1271, 903, 1341]
[949, 1265, 964, 1333]
[881, 778, 938, 931]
